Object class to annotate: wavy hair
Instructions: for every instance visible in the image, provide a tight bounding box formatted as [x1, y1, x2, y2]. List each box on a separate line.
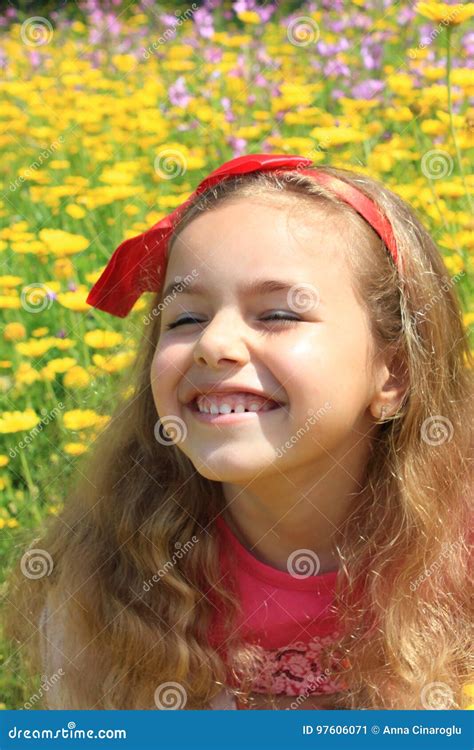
[4, 164, 473, 709]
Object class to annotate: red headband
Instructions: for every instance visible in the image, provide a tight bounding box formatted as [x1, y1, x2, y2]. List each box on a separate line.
[86, 153, 400, 318]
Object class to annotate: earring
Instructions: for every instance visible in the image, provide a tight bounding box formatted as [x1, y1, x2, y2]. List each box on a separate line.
[378, 405, 388, 423]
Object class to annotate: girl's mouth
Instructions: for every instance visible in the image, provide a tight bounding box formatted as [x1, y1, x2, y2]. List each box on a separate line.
[186, 397, 284, 425]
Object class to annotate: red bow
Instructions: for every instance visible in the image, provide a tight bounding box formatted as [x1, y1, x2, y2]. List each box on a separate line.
[86, 153, 399, 318]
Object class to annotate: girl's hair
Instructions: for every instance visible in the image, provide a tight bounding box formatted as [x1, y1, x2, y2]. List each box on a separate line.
[4, 165, 472, 709]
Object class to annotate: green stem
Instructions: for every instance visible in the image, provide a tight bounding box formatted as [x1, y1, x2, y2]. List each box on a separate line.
[445, 26, 472, 212]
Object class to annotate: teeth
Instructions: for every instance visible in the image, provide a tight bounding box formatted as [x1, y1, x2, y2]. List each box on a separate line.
[194, 393, 277, 414]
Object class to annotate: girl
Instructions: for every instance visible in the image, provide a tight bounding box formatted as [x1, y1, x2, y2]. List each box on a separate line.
[5, 154, 472, 710]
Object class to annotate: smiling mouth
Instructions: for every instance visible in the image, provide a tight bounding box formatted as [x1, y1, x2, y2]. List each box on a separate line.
[186, 397, 283, 419]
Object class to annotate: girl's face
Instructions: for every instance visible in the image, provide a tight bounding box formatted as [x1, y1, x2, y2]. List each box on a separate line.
[151, 198, 382, 484]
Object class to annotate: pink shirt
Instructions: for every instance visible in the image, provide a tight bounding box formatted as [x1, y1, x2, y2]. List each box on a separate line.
[209, 515, 348, 698]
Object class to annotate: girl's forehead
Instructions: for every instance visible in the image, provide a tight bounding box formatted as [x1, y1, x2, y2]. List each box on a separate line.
[169, 199, 350, 272]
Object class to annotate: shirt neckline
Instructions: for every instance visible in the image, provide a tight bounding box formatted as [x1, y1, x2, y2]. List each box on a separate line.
[215, 514, 339, 592]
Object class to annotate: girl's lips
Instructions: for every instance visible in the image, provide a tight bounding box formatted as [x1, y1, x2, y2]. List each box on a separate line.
[185, 400, 284, 425]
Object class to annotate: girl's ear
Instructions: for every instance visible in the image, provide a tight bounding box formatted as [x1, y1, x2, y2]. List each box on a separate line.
[369, 346, 409, 420]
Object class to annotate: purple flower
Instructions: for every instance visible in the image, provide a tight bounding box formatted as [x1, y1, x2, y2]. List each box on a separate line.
[323, 60, 350, 77]
[352, 79, 385, 99]
[169, 77, 191, 107]
[228, 136, 247, 157]
[194, 7, 214, 39]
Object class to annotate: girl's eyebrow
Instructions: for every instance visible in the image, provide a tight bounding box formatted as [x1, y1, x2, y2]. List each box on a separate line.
[162, 278, 314, 300]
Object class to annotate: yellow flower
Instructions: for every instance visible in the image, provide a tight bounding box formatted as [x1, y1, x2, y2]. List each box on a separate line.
[63, 365, 91, 388]
[0, 275, 23, 287]
[92, 350, 136, 373]
[65, 204, 86, 219]
[0, 361, 12, 368]
[0, 478, 6, 491]
[39, 229, 89, 255]
[64, 442, 88, 456]
[32, 327, 49, 337]
[44, 357, 77, 374]
[84, 329, 124, 349]
[0, 408, 41, 433]
[16, 363, 41, 386]
[308, 126, 366, 146]
[236, 10, 261, 24]
[4, 322, 26, 341]
[56, 288, 90, 312]
[53, 258, 74, 279]
[7, 518, 19, 528]
[0, 455, 9, 467]
[63, 409, 109, 430]
[0, 296, 21, 309]
[16, 338, 55, 357]
[415, 2, 474, 25]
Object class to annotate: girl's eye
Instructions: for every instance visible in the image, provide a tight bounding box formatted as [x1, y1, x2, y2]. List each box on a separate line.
[165, 312, 300, 330]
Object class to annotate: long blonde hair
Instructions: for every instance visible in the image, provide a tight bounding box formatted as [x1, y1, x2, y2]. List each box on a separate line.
[4, 165, 473, 709]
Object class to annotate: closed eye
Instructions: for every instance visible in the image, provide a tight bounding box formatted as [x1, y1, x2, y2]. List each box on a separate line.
[165, 312, 301, 330]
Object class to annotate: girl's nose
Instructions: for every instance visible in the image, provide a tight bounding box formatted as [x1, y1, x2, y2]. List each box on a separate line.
[193, 312, 250, 368]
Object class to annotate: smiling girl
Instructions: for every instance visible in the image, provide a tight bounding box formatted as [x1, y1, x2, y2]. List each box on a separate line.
[6, 154, 472, 710]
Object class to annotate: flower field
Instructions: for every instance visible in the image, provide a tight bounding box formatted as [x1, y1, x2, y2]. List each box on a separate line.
[0, 0, 473, 708]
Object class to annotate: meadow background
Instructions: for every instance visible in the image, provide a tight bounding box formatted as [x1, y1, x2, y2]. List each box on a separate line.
[0, 0, 473, 709]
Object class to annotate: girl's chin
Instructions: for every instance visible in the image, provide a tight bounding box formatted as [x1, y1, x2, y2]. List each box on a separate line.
[191, 454, 280, 483]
